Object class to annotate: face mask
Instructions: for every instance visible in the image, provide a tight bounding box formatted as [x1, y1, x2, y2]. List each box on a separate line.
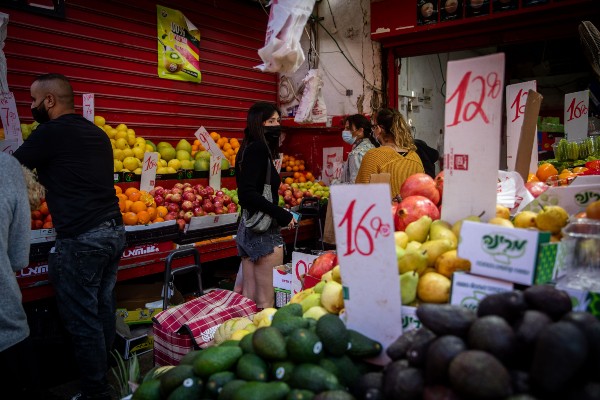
[342, 130, 355, 145]
[31, 100, 50, 124]
[264, 125, 281, 143]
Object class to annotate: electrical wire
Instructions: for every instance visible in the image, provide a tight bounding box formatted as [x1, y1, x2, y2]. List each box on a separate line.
[437, 53, 446, 97]
[325, 0, 338, 33]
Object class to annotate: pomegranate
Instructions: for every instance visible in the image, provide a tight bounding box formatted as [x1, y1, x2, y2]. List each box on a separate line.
[435, 170, 444, 201]
[400, 173, 441, 205]
[393, 195, 440, 231]
[307, 252, 338, 280]
[524, 181, 549, 199]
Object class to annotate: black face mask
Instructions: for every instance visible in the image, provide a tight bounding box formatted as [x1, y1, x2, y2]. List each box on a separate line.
[264, 125, 281, 143]
[31, 101, 50, 124]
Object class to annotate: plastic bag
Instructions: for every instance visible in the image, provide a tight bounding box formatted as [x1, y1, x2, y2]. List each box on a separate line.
[255, 0, 316, 74]
[295, 69, 327, 124]
[497, 170, 534, 215]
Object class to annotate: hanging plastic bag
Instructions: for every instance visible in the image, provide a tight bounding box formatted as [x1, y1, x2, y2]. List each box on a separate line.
[255, 0, 316, 74]
[295, 69, 327, 124]
[497, 170, 534, 215]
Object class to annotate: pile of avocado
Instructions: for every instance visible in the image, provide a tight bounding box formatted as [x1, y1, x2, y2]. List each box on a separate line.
[375, 285, 600, 400]
[132, 304, 383, 400]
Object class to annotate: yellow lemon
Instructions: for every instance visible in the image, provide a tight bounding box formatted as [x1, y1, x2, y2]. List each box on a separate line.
[167, 159, 182, 171]
[166, 167, 177, 174]
[145, 144, 154, 152]
[157, 167, 169, 174]
[133, 167, 142, 175]
[113, 159, 123, 172]
[106, 129, 118, 139]
[122, 157, 138, 171]
[159, 159, 168, 167]
[132, 147, 145, 160]
[115, 138, 128, 150]
[103, 124, 113, 132]
[126, 128, 136, 136]
[115, 130, 127, 140]
[135, 137, 146, 145]
[113, 149, 125, 161]
[110, 139, 116, 149]
[116, 123, 128, 131]
[122, 148, 134, 159]
[94, 115, 106, 127]
[127, 133, 136, 147]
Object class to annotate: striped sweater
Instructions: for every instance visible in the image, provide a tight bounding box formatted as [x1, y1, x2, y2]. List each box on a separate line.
[355, 146, 424, 198]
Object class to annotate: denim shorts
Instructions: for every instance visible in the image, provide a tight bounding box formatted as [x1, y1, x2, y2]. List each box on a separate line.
[236, 216, 284, 262]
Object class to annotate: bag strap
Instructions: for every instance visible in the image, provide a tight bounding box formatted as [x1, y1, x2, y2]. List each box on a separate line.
[265, 155, 271, 185]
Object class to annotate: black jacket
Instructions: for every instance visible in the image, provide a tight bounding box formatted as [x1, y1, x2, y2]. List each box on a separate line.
[414, 139, 439, 178]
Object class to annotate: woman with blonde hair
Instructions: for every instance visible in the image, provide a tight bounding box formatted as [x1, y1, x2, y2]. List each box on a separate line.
[355, 108, 424, 198]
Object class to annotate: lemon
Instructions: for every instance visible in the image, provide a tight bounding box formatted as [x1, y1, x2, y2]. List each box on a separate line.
[113, 159, 123, 171]
[113, 149, 125, 161]
[116, 123, 128, 131]
[166, 167, 177, 174]
[110, 139, 116, 149]
[126, 133, 136, 147]
[115, 138, 128, 150]
[159, 159, 167, 167]
[133, 167, 142, 175]
[167, 159, 182, 171]
[132, 147, 145, 160]
[145, 144, 154, 152]
[122, 148, 134, 158]
[157, 167, 169, 174]
[115, 130, 127, 140]
[126, 128, 136, 136]
[535, 206, 569, 234]
[94, 116, 106, 127]
[104, 124, 113, 132]
[123, 157, 138, 171]
[181, 160, 194, 170]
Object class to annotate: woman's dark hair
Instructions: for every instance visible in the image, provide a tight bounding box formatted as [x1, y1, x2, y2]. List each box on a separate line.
[237, 102, 280, 168]
[345, 114, 379, 147]
[375, 108, 416, 151]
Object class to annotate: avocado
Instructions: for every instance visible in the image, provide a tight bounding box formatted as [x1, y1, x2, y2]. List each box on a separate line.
[406, 328, 437, 367]
[313, 390, 356, 400]
[382, 366, 424, 400]
[523, 285, 572, 320]
[220, 340, 241, 347]
[159, 365, 196, 397]
[289, 363, 342, 393]
[531, 321, 589, 394]
[193, 346, 243, 378]
[322, 355, 360, 389]
[272, 361, 296, 382]
[425, 335, 466, 384]
[232, 381, 290, 400]
[205, 371, 235, 398]
[363, 388, 383, 400]
[167, 377, 203, 400]
[315, 314, 349, 356]
[509, 369, 531, 395]
[513, 310, 552, 367]
[179, 350, 202, 365]
[236, 353, 269, 382]
[354, 372, 383, 399]
[504, 396, 539, 400]
[253, 326, 287, 360]
[562, 311, 600, 381]
[286, 389, 315, 400]
[467, 315, 516, 363]
[416, 304, 476, 337]
[306, 318, 317, 332]
[132, 379, 161, 400]
[276, 303, 304, 318]
[422, 385, 461, 400]
[386, 329, 420, 361]
[346, 330, 382, 359]
[272, 315, 310, 336]
[477, 290, 527, 323]
[218, 379, 247, 400]
[287, 328, 323, 363]
[239, 331, 255, 354]
[448, 350, 512, 399]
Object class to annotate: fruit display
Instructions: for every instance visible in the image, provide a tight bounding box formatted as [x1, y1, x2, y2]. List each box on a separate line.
[281, 154, 306, 173]
[392, 173, 443, 231]
[31, 200, 52, 230]
[380, 286, 600, 400]
[132, 303, 384, 400]
[278, 181, 330, 209]
[204, 131, 241, 169]
[115, 186, 161, 226]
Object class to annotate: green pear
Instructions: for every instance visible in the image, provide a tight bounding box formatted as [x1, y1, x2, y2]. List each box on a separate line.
[398, 249, 428, 275]
[303, 306, 329, 320]
[452, 215, 481, 238]
[394, 231, 409, 249]
[420, 239, 454, 268]
[400, 270, 419, 305]
[312, 281, 326, 294]
[331, 265, 342, 284]
[395, 245, 406, 266]
[300, 293, 322, 313]
[321, 281, 344, 314]
[406, 241, 422, 252]
[429, 220, 458, 249]
[405, 215, 432, 243]
[488, 217, 514, 228]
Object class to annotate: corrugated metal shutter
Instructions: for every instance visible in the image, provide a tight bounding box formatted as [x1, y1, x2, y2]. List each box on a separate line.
[1, 0, 276, 141]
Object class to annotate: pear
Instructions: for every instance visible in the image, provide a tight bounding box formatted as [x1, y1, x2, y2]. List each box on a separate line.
[321, 281, 344, 314]
[253, 308, 277, 327]
[303, 306, 329, 320]
[398, 249, 429, 275]
[535, 205, 569, 234]
[452, 215, 481, 239]
[406, 241, 423, 252]
[290, 288, 314, 304]
[321, 270, 334, 283]
[395, 245, 406, 267]
[417, 272, 451, 303]
[434, 249, 471, 278]
[331, 265, 342, 284]
[429, 220, 458, 249]
[400, 270, 419, 305]
[394, 231, 409, 249]
[405, 215, 432, 243]
[312, 281, 326, 294]
[496, 204, 511, 219]
[513, 211, 538, 229]
[488, 217, 514, 228]
[300, 293, 322, 313]
[420, 239, 454, 268]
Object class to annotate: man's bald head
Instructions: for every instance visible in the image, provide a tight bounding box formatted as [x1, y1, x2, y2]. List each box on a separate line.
[32, 73, 74, 109]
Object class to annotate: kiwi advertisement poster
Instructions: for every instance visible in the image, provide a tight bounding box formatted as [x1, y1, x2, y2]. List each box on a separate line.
[157, 5, 202, 83]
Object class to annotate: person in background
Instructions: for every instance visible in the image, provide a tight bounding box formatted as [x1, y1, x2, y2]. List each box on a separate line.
[355, 108, 425, 198]
[13, 73, 126, 400]
[0, 155, 45, 399]
[414, 137, 439, 178]
[235, 102, 296, 309]
[339, 114, 378, 184]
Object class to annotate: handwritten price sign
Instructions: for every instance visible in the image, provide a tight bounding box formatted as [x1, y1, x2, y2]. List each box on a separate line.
[564, 90, 589, 141]
[506, 81, 538, 172]
[209, 155, 222, 190]
[82, 93, 94, 123]
[274, 153, 283, 173]
[291, 251, 318, 295]
[442, 53, 505, 225]
[140, 152, 159, 192]
[331, 184, 402, 364]
[0, 93, 23, 146]
[0, 139, 19, 155]
[322, 147, 343, 185]
[194, 126, 227, 159]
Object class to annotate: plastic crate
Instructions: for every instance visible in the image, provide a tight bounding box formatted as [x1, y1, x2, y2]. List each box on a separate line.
[125, 222, 180, 247]
[29, 241, 54, 262]
[176, 222, 238, 245]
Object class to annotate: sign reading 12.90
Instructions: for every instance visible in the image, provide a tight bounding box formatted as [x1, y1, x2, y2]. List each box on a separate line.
[446, 70, 502, 127]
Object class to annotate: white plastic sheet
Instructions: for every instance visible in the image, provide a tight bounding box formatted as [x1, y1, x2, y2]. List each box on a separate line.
[294, 69, 327, 124]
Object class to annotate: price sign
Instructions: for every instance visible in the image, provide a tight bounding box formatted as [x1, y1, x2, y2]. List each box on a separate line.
[442, 53, 505, 225]
[0, 92, 23, 146]
[274, 152, 283, 173]
[140, 152, 159, 192]
[331, 184, 402, 364]
[0, 139, 18, 154]
[506, 81, 538, 172]
[209, 154, 222, 190]
[564, 90, 589, 141]
[291, 251, 318, 295]
[194, 126, 227, 159]
[322, 147, 343, 185]
[82, 93, 94, 123]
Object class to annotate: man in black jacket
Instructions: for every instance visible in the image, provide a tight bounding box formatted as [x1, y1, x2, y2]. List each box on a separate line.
[414, 138, 439, 178]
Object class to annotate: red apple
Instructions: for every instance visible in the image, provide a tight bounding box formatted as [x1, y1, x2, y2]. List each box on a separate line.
[183, 187, 194, 194]
[307, 252, 338, 280]
[164, 212, 177, 221]
[171, 187, 182, 195]
[165, 193, 174, 202]
[154, 195, 164, 206]
[193, 184, 204, 193]
[199, 188, 208, 197]
[167, 202, 180, 213]
[154, 186, 165, 196]
[227, 203, 238, 213]
[195, 194, 203, 203]
[202, 200, 214, 213]
[177, 210, 185, 219]
[174, 183, 184, 190]
[182, 192, 195, 202]
[192, 200, 200, 209]
[213, 199, 223, 209]
[284, 194, 293, 204]
[149, 189, 156, 196]
[294, 190, 303, 199]
[215, 190, 224, 197]
[181, 200, 194, 212]
[183, 211, 194, 223]
[284, 189, 292, 197]
[193, 207, 205, 217]
[176, 218, 186, 231]
[400, 173, 441, 205]
[183, 182, 192, 188]
[222, 195, 231, 205]
[171, 193, 182, 203]
[205, 186, 215, 196]
[214, 207, 225, 215]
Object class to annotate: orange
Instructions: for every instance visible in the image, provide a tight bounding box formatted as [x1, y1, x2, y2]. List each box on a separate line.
[118, 198, 126, 213]
[292, 166, 299, 172]
[293, 172, 301, 179]
[193, 139, 200, 146]
[299, 164, 305, 171]
[123, 212, 138, 225]
[153, 217, 165, 223]
[210, 131, 220, 141]
[536, 163, 558, 183]
[527, 173, 539, 182]
[130, 201, 147, 213]
[39, 202, 50, 216]
[137, 210, 150, 225]
[117, 193, 128, 203]
[299, 176, 306, 183]
[124, 187, 139, 197]
[42, 221, 53, 229]
[286, 166, 293, 172]
[125, 200, 133, 212]
[139, 191, 155, 207]
[573, 167, 589, 174]
[114, 185, 122, 195]
[146, 207, 157, 221]
[128, 191, 142, 202]
[156, 206, 168, 218]
[284, 177, 294, 185]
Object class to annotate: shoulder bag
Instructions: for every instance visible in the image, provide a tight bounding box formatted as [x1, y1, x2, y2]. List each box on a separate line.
[243, 158, 274, 233]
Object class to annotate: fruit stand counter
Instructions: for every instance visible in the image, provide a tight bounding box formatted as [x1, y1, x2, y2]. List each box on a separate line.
[18, 219, 319, 303]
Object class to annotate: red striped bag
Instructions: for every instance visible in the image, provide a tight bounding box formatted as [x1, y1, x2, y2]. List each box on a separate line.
[152, 289, 256, 366]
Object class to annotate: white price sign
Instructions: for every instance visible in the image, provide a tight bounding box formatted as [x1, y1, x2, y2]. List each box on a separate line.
[0, 139, 19, 154]
[194, 126, 227, 159]
[209, 154, 222, 190]
[442, 53, 505, 225]
[140, 152, 159, 192]
[321, 147, 343, 185]
[564, 90, 589, 141]
[331, 184, 402, 365]
[0, 92, 23, 146]
[274, 152, 283, 173]
[291, 251, 318, 295]
[82, 93, 95, 123]
[506, 81, 537, 172]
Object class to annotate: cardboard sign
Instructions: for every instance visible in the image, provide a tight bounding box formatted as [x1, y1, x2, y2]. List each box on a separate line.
[82, 93, 95, 123]
[0, 92, 23, 146]
[140, 152, 159, 192]
[194, 126, 226, 159]
[209, 155, 222, 190]
[322, 147, 343, 185]
[187, 212, 238, 231]
[514, 90, 543, 183]
[0, 139, 19, 155]
[450, 272, 513, 310]
[401, 306, 421, 333]
[521, 182, 600, 216]
[506, 81, 537, 172]
[458, 221, 550, 285]
[331, 184, 402, 364]
[442, 53, 505, 224]
[564, 90, 589, 141]
[291, 251, 318, 295]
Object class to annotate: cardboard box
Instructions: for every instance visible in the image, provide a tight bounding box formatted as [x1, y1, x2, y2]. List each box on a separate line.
[114, 324, 154, 360]
[273, 264, 292, 308]
[450, 272, 514, 310]
[115, 282, 183, 325]
[556, 285, 600, 318]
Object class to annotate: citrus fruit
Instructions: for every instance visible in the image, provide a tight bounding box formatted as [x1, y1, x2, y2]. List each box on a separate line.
[115, 138, 128, 150]
[123, 212, 138, 225]
[123, 157, 139, 171]
[130, 201, 147, 213]
[156, 206, 168, 218]
[116, 123, 128, 131]
[536, 163, 558, 183]
[146, 207, 157, 220]
[586, 200, 600, 220]
[94, 116, 106, 126]
[137, 210, 150, 225]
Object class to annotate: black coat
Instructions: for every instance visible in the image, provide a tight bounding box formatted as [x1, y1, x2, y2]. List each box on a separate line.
[414, 139, 439, 178]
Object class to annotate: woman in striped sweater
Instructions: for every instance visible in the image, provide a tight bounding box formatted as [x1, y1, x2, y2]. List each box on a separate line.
[355, 108, 424, 198]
